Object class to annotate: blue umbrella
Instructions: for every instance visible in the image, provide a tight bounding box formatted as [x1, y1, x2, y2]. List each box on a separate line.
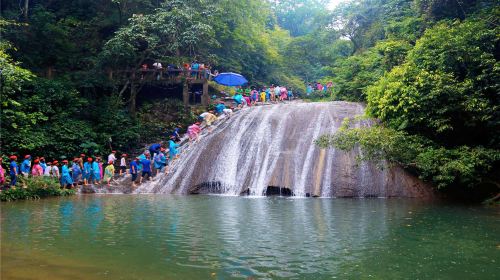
[214, 72, 248, 86]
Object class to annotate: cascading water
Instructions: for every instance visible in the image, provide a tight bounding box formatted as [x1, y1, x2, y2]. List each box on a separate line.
[135, 101, 432, 197]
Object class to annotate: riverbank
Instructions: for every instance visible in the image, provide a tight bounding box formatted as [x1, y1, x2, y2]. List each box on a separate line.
[0, 177, 75, 202]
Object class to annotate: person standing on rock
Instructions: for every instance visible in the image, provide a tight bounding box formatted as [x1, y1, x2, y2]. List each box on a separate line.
[154, 148, 167, 176]
[130, 157, 139, 187]
[72, 158, 82, 186]
[119, 154, 127, 176]
[139, 155, 153, 184]
[104, 160, 115, 186]
[83, 158, 92, 185]
[91, 158, 100, 184]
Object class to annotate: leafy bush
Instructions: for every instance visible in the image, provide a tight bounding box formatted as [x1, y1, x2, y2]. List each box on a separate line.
[366, 18, 500, 147]
[316, 123, 500, 189]
[1, 177, 75, 201]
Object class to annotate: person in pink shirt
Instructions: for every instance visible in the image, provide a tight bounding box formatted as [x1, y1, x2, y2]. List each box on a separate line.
[188, 122, 202, 142]
[280, 87, 288, 101]
[31, 158, 44, 176]
[0, 157, 5, 185]
[243, 95, 251, 107]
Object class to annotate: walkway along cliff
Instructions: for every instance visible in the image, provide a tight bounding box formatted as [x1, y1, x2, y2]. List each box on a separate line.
[135, 101, 434, 198]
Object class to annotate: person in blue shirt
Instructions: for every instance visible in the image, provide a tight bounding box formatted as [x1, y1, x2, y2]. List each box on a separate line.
[39, 157, 47, 173]
[306, 84, 313, 96]
[91, 160, 100, 184]
[83, 158, 92, 186]
[149, 143, 162, 157]
[172, 126, 182, 142]
[154, 149, 168, 176]
[9, 156, 18, 186]
[71, 158, 82, 186]
[20, 155, 31, 177]
[233, 92, 243, 107]
[215, 102, 226, 115]
[288, 88, 293, 100]
[168, 137, 180, 162]
[139, 156, 152, 183]
[130, 157, 139, 187]
[60, 160, 73, 188]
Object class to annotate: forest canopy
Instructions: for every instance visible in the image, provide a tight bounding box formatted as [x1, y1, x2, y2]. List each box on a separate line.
[1, 0, 499, 193]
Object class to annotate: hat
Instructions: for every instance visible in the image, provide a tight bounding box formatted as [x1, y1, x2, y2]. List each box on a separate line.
[87, 158, 93, 162]
[80, 153, 85, 157]
[122, 153, 128, 157]
[47, 162, 52, 165]
[108, 160, 113, 164]
[62, 160, 68, 163]
[9, 155, 17, 160]
[195, 122, 201, 125]
[34, 159, 40, 164]
[53, 160, 59, 164]
[112, 150, 116, 153]
[73, 158, 79, 162]
[25, 155, 31, 159]
[40, 157, 45, 160]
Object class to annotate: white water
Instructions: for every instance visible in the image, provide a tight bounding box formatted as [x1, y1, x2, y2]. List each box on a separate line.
[134, 101, 426, 197]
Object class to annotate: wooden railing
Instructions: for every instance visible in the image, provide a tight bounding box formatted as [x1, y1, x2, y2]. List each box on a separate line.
[108, 68, 215, 83]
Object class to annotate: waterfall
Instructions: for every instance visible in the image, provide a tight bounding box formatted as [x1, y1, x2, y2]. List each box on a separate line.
[134, 101, 432, 197]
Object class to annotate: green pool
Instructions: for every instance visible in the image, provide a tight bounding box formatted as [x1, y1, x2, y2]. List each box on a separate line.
[1, 195, 499, 279]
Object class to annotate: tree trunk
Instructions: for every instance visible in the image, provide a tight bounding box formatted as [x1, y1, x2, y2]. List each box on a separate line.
[201, 80, 209, 106]
[23, 0, 29, 21]
[129, 82, 137, 116]
[183, 80, 190, 110]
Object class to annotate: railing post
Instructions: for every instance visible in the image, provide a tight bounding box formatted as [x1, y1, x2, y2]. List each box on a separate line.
[183, 79, 190, 109]
[201, 79, 209, 106]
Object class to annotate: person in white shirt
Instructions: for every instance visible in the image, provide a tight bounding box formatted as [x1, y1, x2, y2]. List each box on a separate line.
[119, 154, 127, 176]
[51, 161, 60, 178]
[43, 162, 52, 176]
[108, 151, 117, 164]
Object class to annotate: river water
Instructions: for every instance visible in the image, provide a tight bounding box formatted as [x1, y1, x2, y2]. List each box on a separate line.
[1, 195, 498, 279]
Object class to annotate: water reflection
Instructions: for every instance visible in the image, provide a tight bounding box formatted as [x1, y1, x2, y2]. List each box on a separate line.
[1, 196, 498, 279]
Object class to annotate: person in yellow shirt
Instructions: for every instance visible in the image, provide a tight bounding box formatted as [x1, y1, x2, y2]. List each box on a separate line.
[203, 111, 218, 133]
[104, 161, 115, 186]
[260, 89, 266, 102]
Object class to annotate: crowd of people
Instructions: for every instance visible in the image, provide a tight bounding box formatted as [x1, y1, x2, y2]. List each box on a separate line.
[0, 83, 297, 191]
[231, 85, 294, 107]
[141, 61, 218, 80]
[306, 81, 333, 96]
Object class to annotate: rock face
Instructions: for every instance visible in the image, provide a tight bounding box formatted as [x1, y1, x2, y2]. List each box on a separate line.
[135, 101, 435, 198]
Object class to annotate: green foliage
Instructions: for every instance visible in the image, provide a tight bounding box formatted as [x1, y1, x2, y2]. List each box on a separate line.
[1, 177, 75, 202]
[316, 124, 500, 189]
[366, 18, 499, 146]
